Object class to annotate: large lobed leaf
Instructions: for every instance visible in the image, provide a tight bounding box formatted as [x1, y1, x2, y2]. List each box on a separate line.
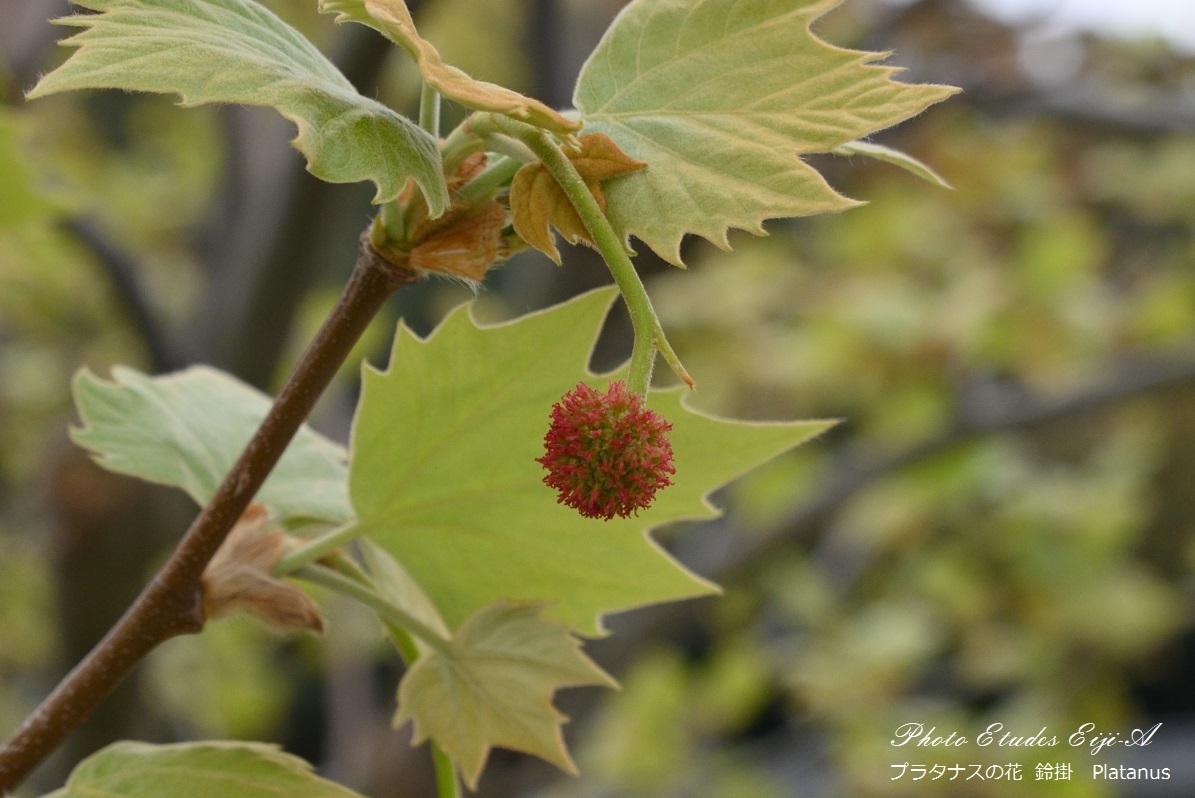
[71, 366, 351, 524]
[573, 0, 959, 265]
[395, 601, 617, 790]
[28, 0, 448, 212]
[42, 740, 365, 798]
[347, 287, 831, 636]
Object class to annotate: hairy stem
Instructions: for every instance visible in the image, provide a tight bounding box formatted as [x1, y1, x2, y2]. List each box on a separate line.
[440, 120, 486, 175]
[420, 83, 441, 137]
[452, 155, 520, 208]
[489, 116, 693, 394]
[0, 235, 418, 794]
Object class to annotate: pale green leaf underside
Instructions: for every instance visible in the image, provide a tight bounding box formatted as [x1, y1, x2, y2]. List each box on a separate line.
[42, 741, 365, 798]
[395, 602, 616, 790]
[28, 0, 448, 212]
[574, 0, 959, 265]
[347, 287, 830, 635]
[71, 365, 351, 524]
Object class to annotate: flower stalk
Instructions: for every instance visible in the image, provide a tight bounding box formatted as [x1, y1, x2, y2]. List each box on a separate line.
[486, 114, 693, 396]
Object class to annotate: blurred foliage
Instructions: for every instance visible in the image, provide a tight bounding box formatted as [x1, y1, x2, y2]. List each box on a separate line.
[3, 1, 1195, 797]
[542, 3, 1195, 797]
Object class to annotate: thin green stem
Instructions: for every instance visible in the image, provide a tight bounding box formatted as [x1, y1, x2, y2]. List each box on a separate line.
[420, 84, 441, 137]
[377, 199, 406, 247]
[478, 134, 536, 164]
[384, 618, 420, 666]
[376, 626, 459, 798]
[490, 116, 692, 394]
[274, 522, 364, 575]
[432, 744, 462, 798]
[440, 119, 486, 175]
[316, 551, 423, 664]
[454, 155, 521, 207]
[377, 619, 460, 798]
[293, 564, 451, 654]
[303, 559, 459, 798]
[320, 548, 371, 583]
[302, 543, 460, 797]
[308, 551, 461, 796]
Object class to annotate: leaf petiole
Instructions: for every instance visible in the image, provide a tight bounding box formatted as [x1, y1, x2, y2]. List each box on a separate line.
[293, 563, 451, 653]
[376, 199, 406, 247]
[273, 522, 363, 575]
[453, 154, 520, 207]
[489, 115, 693, 395]
[441, 120, 486, 174]
[478, 133, 537, 164]
[420, 83, 442, 137]
[295, 558, 463, 795]
[432, 744, 462, 798]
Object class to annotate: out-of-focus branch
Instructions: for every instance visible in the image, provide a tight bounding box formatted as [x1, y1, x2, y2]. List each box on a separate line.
[706, 347, 1195, 580]
[62, 217, 182, 373]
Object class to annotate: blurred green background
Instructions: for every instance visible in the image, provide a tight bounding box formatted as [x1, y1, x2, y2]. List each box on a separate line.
[2, 0, 1194, 796]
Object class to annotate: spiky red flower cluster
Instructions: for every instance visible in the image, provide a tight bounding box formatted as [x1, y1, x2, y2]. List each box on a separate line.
[537, 380, 675, 520]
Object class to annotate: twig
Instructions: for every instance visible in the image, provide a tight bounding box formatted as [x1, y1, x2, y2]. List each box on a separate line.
[0, 235, 418, 794]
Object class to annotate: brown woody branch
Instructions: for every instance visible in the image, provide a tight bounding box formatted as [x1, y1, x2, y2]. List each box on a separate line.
[0, 235, 418, 794]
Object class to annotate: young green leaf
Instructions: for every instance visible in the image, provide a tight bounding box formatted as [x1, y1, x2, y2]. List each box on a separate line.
[345, 287, 831, 635]
[71, 366, 351, 524]
[41, 740, 366, 798]
[573, 0, 959, 265]
[394, 601, 617, 790]
[28, 0, 448, 212]
[319, 0, 579, 137]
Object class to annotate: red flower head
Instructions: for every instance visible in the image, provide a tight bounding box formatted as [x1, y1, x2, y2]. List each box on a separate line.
[537, 381, 675, 520]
